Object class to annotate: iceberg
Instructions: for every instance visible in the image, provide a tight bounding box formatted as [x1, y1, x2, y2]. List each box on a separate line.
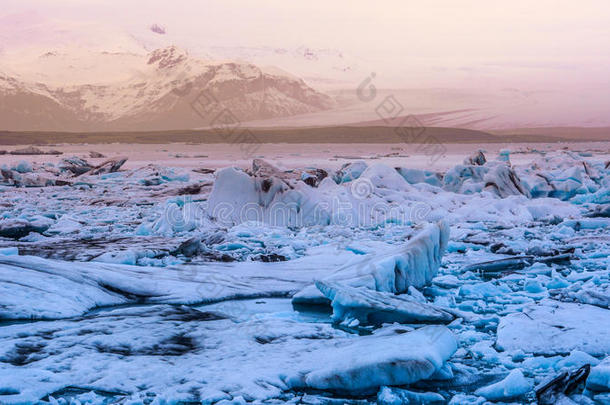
[293, 221, 450, 305]
[482, 162, 531, 198]
[316, 281, 455, 326]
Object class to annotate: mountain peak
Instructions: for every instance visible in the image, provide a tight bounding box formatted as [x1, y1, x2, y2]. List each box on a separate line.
[147, 46, 188, 69]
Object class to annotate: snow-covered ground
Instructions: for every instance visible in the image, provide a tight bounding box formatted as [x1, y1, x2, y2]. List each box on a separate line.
[1, 144, 610, 404]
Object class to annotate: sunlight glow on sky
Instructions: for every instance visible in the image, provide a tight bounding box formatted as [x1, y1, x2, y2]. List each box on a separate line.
[2, 0, 610, 90]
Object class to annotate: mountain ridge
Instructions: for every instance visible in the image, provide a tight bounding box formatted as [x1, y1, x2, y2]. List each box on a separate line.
[0, 45, 334, 131]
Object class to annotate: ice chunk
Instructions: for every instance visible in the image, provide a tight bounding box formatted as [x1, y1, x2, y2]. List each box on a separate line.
[207, 162, 430, 227]
[45, 215, 81, 235]
[0, 247, 18, 256]
[562, 218, 610, 230]
[377, 386, 445, 404]
[207, 167, 290, 225]
[0, 217, 54, 239]
[551, 279, 610, 309]
[442, 164, 486, 193]
[498, 149, 511, 162]
[12, 160, 32, 173]
[86, 157, 127, 175]
[448, 394, 486, 404]
[587, 357, 610, 392]
[525, 198, 579, 221]
[333, 161, 367, 183]
[474, 369, 532, 401]
[483, 163, 531, 198]
[556, 351, 599, 370]
[572, 188, 610, 205]
[461, 256, 534, 278]
[359, 163, 412, 192]
[316, 281, 454, 325]
[152, 200, 204, 235]
[93, 250, 139, 266]
[396, 167, 443, 187]
[464, 150, 487, 166]
[287, 325, 457, 393]
[293, 221, 450, 305]
[497, 300, 610, 356]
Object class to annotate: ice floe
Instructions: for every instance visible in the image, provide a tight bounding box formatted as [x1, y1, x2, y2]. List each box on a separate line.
[496, 300, 610, 356]
[286, 325, 457, 393]
[316, 281, 455, 326]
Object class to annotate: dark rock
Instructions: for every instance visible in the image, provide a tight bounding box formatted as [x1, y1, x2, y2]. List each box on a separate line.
[0, 218, 53, 239]
[192, 168, 215, 174]
[87, 157, 128, 175]
[536, 365, 590, 405]
[256, 253, 287, 262]
[59, 156, 93, 175]
[302, 168, 328, 187]
[175, 237, 203, 257]
[89, 151, 105, 158]
[176, 183, 204, 195]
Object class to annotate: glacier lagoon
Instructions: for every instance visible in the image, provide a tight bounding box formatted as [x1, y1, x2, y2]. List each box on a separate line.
[1, 147, 610, 404]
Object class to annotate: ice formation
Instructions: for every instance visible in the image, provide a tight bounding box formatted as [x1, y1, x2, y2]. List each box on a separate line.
[496, 300, 610, 356]
[292, 221, 449, 305]
[316, 281, 455, 326]
[286, 325, 457, 393]
[475, 369, 532, 401]
[588, 357, 610, 392]
[0, 147, 610, 403]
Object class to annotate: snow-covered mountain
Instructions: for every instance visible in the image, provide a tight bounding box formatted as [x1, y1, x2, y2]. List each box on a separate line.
[0, 46, 333, 131]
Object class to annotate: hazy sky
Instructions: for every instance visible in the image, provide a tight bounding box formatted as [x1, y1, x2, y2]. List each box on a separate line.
[2, 0, 610, 90]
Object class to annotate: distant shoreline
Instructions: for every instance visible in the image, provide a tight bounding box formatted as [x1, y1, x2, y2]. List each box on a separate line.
[1, 126, 608, 145]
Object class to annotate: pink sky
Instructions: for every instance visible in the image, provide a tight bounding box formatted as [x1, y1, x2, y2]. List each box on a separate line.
[2, 0, 609, 90]
[1, 1, 609, 129]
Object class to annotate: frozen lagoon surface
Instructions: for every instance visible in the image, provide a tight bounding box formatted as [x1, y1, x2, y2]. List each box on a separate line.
[1, 144, 610, 403]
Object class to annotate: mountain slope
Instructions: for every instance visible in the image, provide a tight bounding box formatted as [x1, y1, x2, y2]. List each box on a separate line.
[0, 46, 333, 131]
